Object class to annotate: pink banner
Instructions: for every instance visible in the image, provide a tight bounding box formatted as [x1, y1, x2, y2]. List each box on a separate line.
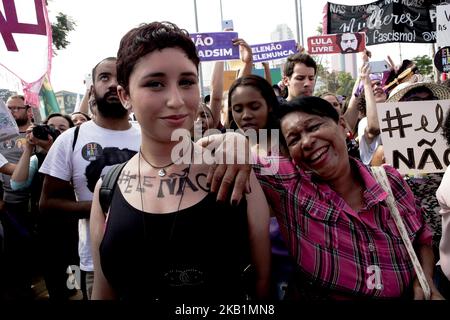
[0, 0, 52, 107]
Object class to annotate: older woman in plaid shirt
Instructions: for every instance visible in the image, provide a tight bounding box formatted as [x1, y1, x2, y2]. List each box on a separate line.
[253, 96, 443, 300]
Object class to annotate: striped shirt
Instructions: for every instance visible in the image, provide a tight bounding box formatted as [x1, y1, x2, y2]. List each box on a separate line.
[253, 156, 432, 298]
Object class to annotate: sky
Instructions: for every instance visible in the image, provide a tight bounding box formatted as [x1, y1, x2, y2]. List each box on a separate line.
[1, 0, 435, 94]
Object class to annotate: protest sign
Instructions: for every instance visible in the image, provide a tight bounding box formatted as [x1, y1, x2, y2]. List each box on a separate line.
[190, 32, 239, 62]
[307, 33, 365, 55]
[0, 98, 19, 143]
[324, 0, 439, 46]
[437, 4, 450, 47]
[250, 40, 296, 63]
[223, 70, 238, 91]
[376, 100, 450, 175]
[0, 0, 52, 106]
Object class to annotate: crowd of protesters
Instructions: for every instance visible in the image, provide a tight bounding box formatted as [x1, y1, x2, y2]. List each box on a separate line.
[0, 19, 450, 302]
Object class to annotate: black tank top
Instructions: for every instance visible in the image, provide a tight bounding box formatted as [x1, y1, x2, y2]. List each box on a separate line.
[100, 187, 250, 302]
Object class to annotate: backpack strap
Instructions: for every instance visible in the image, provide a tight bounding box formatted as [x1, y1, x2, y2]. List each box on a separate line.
[99, 162, 127, 216]
[72, 125, 80, 151]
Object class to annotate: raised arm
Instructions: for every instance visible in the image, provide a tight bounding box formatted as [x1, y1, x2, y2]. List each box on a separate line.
[90, 178, 117, 299]
[10, 144, 34, 189]
[11, 126, 53, 188]
[262, 62, 272, 85]
[233, 38, 253, 78]
[210, 61, 224, 129]
[77, 88, 91, 115]
[362, 64, 380, 144]
[343, 50, 370, 132]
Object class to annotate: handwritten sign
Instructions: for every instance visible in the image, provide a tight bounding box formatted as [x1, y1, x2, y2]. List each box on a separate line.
[325, 0, 438, 46]
[307, 33, 366, 55]
[437, 4, 450, 47]
[0, 0, 52, 106]
[190, 32, 239, 62]
[376, 100, 450, 174]
[250, 40, 296, 63]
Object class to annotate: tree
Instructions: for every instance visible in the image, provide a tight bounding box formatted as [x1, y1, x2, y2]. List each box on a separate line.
[336, 72, 356, 97]
[412, 55, 433, 76]
[51, 12, 76, 52]
[315, 66, 356, 98]
[45, 1, 76, 52]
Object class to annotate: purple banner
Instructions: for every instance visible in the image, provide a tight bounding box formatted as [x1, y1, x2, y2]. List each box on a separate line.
[190, 32, 239, 62]
[251, 40, 297, 63]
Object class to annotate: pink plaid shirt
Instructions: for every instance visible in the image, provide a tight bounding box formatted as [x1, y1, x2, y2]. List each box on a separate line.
[254, 156, 432, 298]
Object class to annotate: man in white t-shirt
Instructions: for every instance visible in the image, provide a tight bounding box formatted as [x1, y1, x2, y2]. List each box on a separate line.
[39, 57, 141, 299]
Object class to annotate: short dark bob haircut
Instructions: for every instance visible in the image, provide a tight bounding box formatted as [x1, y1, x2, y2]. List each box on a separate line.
[275, 96, 340, 124]
[116, 21, 200, 92]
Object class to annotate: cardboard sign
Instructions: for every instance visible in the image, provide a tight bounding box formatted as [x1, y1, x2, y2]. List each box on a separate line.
[434, 46, 450, 73]
[190, 32, 239, 62]
[250, 40, 297, 62]
[437, 4, 450, 47]
[223, 70, 238, 92]
[307, 33, 366, 55]
[376, 100, 450, 175]
[325, 0, 438, 46]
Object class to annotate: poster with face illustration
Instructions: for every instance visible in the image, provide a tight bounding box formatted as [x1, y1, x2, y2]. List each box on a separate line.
[307, 33, 366, 55]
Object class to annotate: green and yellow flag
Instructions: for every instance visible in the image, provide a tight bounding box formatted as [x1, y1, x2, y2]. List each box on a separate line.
[39, 75, 60, 117]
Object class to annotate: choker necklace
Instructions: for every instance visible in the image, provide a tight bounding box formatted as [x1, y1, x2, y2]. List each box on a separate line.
[139, 146, 189, 177]
[137, 142, 194, 237]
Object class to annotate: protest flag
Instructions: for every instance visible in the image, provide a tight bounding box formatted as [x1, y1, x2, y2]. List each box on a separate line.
[39, 75, 60, 117]
[0, 0, 53, 107]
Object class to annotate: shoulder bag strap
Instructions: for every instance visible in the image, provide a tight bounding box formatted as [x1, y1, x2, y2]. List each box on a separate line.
[370, 166, 431, 300]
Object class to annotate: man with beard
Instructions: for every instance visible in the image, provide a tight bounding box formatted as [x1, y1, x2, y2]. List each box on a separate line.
[337, 33, 361, 54]
[39, 57, 141, 300]
[0, 95, 34, 300]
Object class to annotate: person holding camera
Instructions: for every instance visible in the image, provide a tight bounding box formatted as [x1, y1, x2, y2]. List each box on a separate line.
[0, 95, 34, 300]
[11, 113, 73, 191]
[10, 113, 76, 300]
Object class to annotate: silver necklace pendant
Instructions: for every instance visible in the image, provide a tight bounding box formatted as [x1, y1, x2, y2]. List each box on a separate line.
[158, 168, 166, 177]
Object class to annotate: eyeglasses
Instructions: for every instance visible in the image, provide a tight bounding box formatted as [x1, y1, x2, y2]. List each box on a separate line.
[8, 106, 27, 112]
